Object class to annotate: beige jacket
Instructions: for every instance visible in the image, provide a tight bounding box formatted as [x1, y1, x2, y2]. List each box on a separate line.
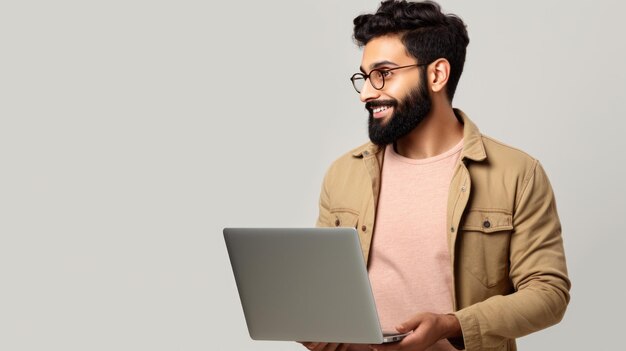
[316, 109, 570, 351]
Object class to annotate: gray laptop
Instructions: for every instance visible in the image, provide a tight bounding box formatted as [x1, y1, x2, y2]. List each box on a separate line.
[223, 227, 407, 344]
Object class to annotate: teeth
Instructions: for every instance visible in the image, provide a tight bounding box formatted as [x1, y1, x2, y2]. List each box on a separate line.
[373, 106, 390, 113]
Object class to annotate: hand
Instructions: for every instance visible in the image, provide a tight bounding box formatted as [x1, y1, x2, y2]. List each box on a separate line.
[368, 312, 461, 351]
[298, 342, 370, 351]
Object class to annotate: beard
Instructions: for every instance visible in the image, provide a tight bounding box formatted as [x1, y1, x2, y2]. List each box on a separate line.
[366, 77, 432, 146]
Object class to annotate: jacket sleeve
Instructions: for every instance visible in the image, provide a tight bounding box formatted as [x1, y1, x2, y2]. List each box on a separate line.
[453, 161, 571, 350]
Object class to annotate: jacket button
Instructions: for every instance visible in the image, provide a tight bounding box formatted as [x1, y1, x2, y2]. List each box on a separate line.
[483, 220, 491, 228]
[335, 219, 341, 226]
[450, 227, 455, 233]
[361, 225, 367, 232]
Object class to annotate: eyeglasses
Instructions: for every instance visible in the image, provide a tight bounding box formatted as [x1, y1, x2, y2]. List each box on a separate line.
[350, 63, 429, 93]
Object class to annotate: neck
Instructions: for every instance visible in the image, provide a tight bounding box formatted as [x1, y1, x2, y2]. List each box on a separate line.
[394, 104, 464, 159]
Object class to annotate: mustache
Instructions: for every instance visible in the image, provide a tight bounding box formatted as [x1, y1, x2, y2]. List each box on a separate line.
[365, 99, 397, 112]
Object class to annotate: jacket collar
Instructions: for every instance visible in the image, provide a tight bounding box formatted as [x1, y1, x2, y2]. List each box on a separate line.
[351, 143, 381, 158]
[455, 108, 487, 162]
[351, 108, 487, 162]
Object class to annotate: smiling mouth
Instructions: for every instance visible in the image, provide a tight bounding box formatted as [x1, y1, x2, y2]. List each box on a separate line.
[366, 99, 396, 115]
[372, 106, 391, 113]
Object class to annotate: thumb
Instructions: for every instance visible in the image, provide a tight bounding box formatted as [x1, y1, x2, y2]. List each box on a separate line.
[395, 313, 425, 333]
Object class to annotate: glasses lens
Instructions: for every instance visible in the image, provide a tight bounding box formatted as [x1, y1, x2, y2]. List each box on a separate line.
[351, 74, 365, 93]
[370, 70, 384, 90]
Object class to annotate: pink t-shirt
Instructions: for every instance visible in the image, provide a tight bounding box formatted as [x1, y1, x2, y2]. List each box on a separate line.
[368, 140, 463, 351]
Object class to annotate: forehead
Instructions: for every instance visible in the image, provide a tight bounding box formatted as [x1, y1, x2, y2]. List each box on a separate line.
[361, 34, 413, 70]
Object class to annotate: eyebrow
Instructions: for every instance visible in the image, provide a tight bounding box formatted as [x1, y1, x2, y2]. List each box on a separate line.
[359, 60, 399, 73]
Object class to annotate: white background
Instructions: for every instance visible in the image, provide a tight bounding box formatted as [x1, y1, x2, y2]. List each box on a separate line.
[1, 1, 624, 350]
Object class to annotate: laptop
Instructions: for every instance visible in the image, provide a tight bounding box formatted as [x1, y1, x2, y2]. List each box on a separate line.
[223, 227, 408, 344]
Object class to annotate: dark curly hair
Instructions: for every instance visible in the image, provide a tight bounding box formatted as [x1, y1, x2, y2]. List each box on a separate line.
[353, 0, 469, 101]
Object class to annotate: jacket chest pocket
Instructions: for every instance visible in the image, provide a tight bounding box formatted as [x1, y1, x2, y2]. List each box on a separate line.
[330, 208, 360, 228]
[459, 210, 513, 288]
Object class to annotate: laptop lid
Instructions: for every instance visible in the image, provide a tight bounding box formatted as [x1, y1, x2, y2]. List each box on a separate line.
[223, 227, 386, 344]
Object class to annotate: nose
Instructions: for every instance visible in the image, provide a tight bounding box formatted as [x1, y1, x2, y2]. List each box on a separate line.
[359, 78, 381, 103]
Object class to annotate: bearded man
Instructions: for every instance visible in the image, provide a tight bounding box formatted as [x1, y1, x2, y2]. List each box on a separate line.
[301, 1, 570, 351]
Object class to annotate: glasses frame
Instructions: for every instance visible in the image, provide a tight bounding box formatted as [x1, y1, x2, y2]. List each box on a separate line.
[350, 63, 430, 93]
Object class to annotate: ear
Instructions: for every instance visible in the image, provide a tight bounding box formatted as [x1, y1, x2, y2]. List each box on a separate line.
[428, 58, 451, 94]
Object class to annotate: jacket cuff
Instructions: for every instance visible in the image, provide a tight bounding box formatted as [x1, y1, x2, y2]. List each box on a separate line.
[447, 335, 465, 350]
[453, 309, 482, 351]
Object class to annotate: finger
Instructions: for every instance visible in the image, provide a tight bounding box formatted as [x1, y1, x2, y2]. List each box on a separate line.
[320, 343, 343, 351]
[371, 323, 433, 351]
[337, 343, 351, 351]
[395, 312, 427, 333]
[299, 342, 319, 350]
[369, 341, 410, 351]
[313, 343, 332, 351]
[369, 335, 411, 351]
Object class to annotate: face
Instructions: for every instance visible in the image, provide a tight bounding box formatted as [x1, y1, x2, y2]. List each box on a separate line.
[358, 35, 432, 146]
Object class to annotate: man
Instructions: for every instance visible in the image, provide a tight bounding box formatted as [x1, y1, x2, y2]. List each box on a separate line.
[301, 1, 570, 351]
